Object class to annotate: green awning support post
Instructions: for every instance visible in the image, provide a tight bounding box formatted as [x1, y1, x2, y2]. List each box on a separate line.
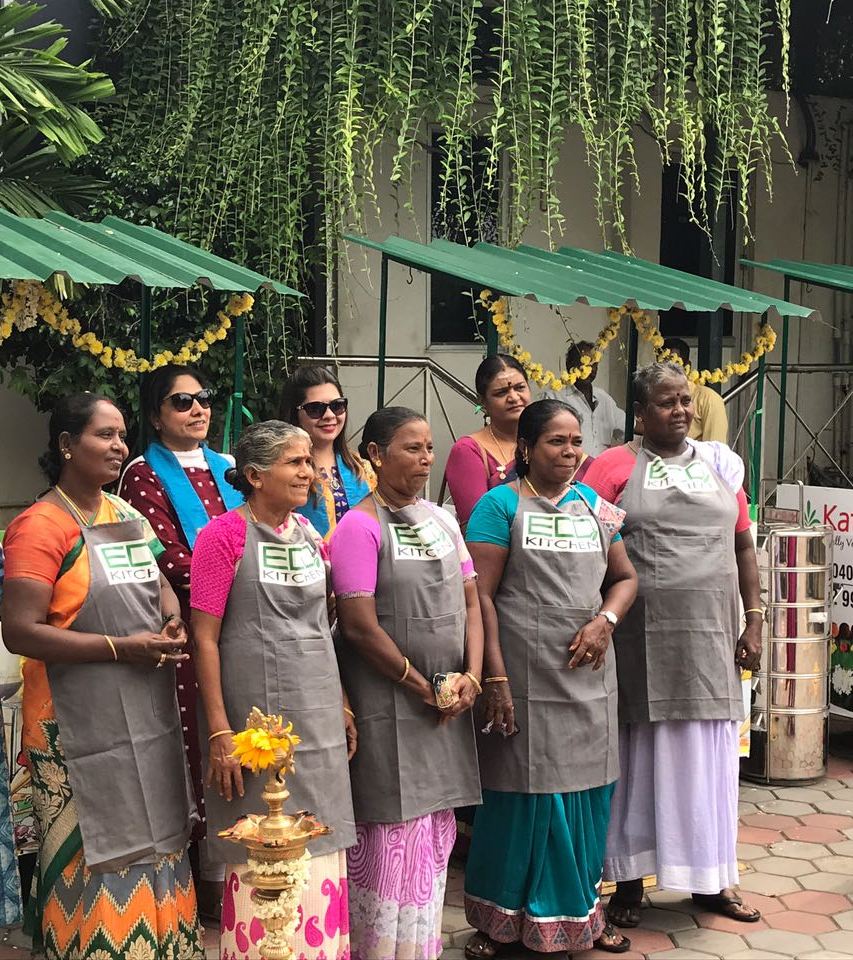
[776, 276, 791, 480]
[140, 285, 151, 359]
[377, 255, 388, 408]
[231, 301, 246, 450]
[750, 345, 767, 521]
[624, 312, 639, 441]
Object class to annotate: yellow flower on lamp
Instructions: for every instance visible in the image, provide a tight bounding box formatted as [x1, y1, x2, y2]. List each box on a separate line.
[232, 717, 302, 775]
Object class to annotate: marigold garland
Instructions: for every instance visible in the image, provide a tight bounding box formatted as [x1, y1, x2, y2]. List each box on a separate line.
[479, 289, 776, 389]
[0, 280, 254, 373]
[478, 289, 620, 391]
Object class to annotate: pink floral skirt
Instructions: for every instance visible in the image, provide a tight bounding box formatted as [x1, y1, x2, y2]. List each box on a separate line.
[220, 851, 350, 960]
[347, 810, 456, 960]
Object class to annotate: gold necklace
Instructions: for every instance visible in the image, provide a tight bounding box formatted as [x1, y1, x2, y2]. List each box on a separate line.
[524, 476, 571, 504]
[55, 485, 102, 527]
[488, 425, 513, 480]
[246, 502, 290, 529]
[373, 489, 416, 511]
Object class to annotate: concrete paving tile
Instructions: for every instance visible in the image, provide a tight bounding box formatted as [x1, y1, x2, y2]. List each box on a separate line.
[445, 887, 465, 908]
[829, 840, 853, 855]
[818, 930, 853, 952]
[758, 799, 820, 816]
[797, 873, 853, 894]
[449, 928, 477, 947]
[751, 855, 818, 877]
[441, 905, 469, 932]
[835, 908, 853, 930]
[744, 928, 822, 953]
[739, 892, 787, 915]
[638, 907, 698, 933]
[827, 758, 853, 780]
[784, 825, 847, 844]
[811, 778, 849, 791]
[739, 785, 777, 803]
[645, 890, 702, 914]
[739, 825, 785, 845]
[780, 889, 852, 914]
[769, 840, 832, 860]
[845, 828, 853, 840]
[737, 842, 769, 861]
[772, 786, 833, 803]
[620, 929, 675, 954]
[672, 927, 750, 954]
[693, 911, 768, 934]
[647, 950, 717, 960]
[738, 871, 802, 895]
[739, 801, 758, 816]
[743, 812, 802, 830]
[803, 814, 853, 830]
[798, 952, 853, 960]
[813, 856, 853, 875]
[440, 950, 466, 960]
[764, 909, 837, 933]
[829, 787, 853, 798]
[574, 950, 646, 960]
[725, 952, 788, 960]
[816, 798, 853, 816]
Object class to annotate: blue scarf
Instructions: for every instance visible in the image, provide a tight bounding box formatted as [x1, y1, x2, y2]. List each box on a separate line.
[297, 452, 371, 538]
[143, 441, 244, 549]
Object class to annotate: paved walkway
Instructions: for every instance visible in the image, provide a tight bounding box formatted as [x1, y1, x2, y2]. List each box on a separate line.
[1, 756, 851, 959]
[442, 755, 853, 960]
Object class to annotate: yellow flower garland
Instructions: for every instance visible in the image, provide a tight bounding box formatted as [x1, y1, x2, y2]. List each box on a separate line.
[479, 289, 776, 389]
[0, 281, 254, 373]
[479, 289, 620, 391]
[625, 307, 777, 385]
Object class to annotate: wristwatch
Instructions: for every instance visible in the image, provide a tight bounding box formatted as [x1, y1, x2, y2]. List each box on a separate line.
[598, 609, 618, 627]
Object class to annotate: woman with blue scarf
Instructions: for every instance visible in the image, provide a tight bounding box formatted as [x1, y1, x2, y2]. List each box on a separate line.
[119, 364, 242, 921]
[280, 365, 374, 538]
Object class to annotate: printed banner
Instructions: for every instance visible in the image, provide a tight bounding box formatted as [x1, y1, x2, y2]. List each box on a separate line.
[776, 484, 853, 716]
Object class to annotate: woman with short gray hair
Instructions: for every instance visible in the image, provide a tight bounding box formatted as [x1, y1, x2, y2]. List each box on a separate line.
[190, 420, 356, 960]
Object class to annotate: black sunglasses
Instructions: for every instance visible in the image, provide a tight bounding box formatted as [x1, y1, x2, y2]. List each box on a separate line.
[165, 390, 214, 413]
[297, 398, 348, 419]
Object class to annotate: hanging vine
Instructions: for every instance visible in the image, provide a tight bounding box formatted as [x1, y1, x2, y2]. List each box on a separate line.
[91, 0, 792, 324]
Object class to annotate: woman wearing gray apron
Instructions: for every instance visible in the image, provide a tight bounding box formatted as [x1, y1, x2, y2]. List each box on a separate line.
[583, 362, 763, 927]
[329, 406, 483, 960]
[191, 420, 356, 960]
[461, 400, 638, 960]
[1, 393, 204, 960]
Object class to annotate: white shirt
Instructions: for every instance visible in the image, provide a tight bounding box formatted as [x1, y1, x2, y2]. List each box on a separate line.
[542, 383, 625, 457]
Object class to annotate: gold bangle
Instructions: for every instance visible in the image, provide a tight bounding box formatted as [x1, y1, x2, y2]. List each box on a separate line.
[398, 657, 410, 683]
[464, 671, 482, 694]
[483, 676, 509, 684]
[743, 608, 765, 620]
[208, 729, 234, 743]
[343, 707, 356, 719]
[103, 635, 118, 662]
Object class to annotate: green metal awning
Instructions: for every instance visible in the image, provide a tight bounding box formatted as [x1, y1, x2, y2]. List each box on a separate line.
[0, 210, 301, 296]
[349, 234, 814, 317]
[741, 258, 853, 294]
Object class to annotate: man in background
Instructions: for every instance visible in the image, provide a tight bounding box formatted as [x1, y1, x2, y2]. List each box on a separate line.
[662, 337, 729, 443]
[544, 340, 624, 456]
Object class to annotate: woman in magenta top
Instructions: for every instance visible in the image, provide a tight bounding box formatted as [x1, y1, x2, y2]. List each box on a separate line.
[443, 355, 531, 529]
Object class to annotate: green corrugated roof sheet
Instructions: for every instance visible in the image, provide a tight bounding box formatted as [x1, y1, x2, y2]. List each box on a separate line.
[741, 258, 853, 294]
[347, 234, 814, 318]
[0, 210, 301, 296]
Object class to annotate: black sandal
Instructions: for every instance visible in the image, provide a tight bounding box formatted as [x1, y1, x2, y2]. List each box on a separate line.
[594, 922, 632, 953]
[465, 932, 498, 960]
[691, 892, 761, 922]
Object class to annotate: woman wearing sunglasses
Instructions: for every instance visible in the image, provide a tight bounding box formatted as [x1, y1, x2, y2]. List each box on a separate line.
[280, 365, 375, 538]
[119, 364, 243, 920]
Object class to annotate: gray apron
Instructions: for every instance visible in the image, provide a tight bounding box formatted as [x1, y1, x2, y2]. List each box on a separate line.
[201, 519, 355, 861]
[614, 443, 742, 723]
[337, 500, 481, 823]
[479, 486, 619, 794]
[47, 518, 196, 873]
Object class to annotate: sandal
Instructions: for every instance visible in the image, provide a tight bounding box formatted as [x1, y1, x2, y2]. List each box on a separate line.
[465, 932, 498, 960]
[691, 892, 761, 922]
[606, 897, 642, 929]
[594, 922, 632, 954]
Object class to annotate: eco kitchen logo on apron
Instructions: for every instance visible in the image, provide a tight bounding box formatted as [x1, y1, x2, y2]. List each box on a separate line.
[389, 517, 455, 561]
[258, 542, 325, 586]
[522, 512, 601, 552]
[94, 540, 159, 585]
[644, 457, 716, 494]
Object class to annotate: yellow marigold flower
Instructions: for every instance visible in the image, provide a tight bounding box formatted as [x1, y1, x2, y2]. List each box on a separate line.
[89, 340, 104, 356]
[591, 351, 602, 363]
[480, 289, 493, 301]
[203, 330, 216, 344]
